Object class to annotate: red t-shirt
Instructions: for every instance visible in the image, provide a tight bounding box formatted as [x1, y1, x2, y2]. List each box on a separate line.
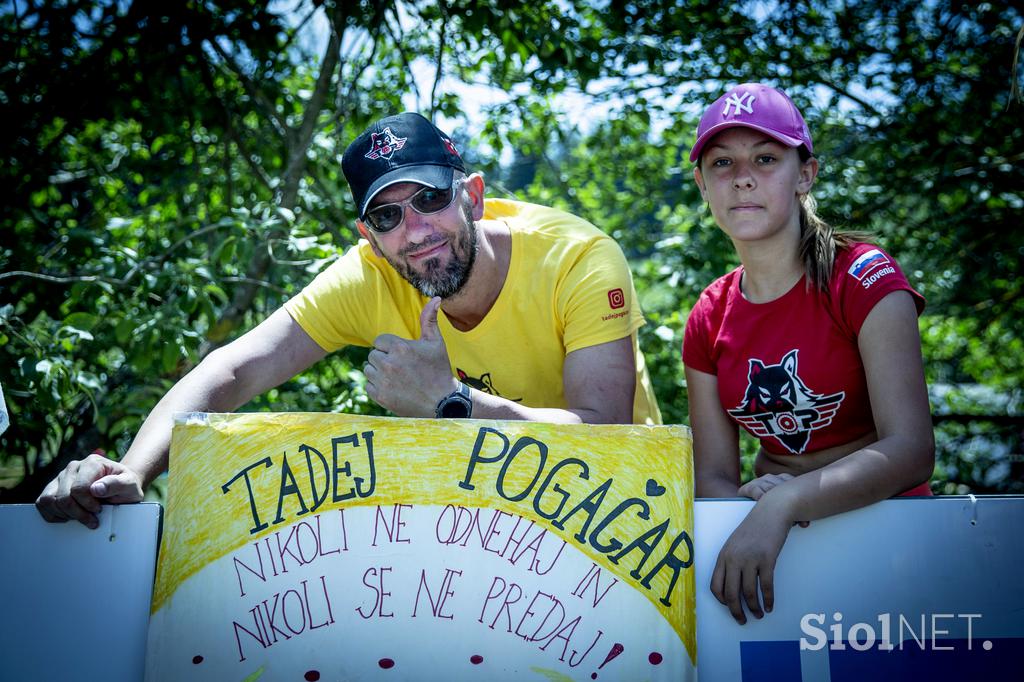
[683, 243, 927, 492]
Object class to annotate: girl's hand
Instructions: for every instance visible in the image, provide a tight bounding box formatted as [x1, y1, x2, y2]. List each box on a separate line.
[739, 473, 810, 527]
[710, 497, 796, 624]
[738, 473, 794, 500]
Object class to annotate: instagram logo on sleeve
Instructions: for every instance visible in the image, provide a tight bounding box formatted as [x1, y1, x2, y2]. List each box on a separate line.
[607, 288, 625, 309]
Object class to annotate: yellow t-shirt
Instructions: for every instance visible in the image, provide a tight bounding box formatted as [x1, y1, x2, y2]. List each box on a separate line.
[284, 199, 661, 424]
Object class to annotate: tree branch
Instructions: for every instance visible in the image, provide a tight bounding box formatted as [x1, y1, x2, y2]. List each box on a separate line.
[383, 8, 423, 108]
[0, 271, 102, 284]
[207, 3, 348, 352]
[279, 4, 319, 55]
[205, 38, 290, 139]
[0, 220, 243, 287]
[334, 31, 378, 123]
[815, 75, 885, 120]
[280, 3, 345, 207]
[221, 276, 288, 295]
[428, 5, 448, 117]
[1010, 24, 1023, 109]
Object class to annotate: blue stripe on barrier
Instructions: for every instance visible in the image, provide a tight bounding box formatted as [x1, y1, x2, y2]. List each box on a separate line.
[741, 638, 1024, 681]
[828, 638, 1023, 682]
[740, 640, 803, 682]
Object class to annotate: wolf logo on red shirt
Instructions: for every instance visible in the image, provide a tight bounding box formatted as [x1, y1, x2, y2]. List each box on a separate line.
[727, 349, 845, 454]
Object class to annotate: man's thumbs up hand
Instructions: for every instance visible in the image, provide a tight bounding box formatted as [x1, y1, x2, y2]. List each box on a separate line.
[364, 297, 457, 417]
[419, 296, 443, 342]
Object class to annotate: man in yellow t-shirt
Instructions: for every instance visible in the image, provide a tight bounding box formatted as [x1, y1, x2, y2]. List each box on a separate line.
[37, 112, 660, 528]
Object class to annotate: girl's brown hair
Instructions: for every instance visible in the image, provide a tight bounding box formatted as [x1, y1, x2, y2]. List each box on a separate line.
[796, 147, 871, 291]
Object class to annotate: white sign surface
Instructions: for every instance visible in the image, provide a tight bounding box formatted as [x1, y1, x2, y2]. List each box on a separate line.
[0, 503, 161, 681]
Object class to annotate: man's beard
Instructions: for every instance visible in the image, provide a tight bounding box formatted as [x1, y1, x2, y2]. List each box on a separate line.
[388, 199, 478, 299]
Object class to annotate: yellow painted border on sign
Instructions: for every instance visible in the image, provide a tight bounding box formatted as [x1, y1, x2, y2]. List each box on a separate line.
[152, 413, 695, 663]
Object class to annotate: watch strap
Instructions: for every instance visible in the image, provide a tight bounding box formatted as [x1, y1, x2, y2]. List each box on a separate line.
[435, 382, 473, 419]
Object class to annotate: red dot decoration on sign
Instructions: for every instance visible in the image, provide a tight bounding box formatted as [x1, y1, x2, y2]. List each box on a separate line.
[470, 655, 484, 665]
[649, 652, 663, 665]
[378, 658, 395, 669]
[304, 671, 321, 681]
[192, 655, 203, 665]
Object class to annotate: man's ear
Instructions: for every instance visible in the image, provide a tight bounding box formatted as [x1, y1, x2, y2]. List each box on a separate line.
[356, 220, 384, 257]
[693, 166, 708, 202]
[463, 172, 486, 220]
[797, 155, 819, 195]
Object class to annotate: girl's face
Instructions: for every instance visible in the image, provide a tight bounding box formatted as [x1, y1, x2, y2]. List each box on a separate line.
[693, 127, 817, 247]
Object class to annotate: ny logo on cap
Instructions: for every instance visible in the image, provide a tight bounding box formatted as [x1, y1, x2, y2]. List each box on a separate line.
[722, 92, 756, 117]
[365, 127, 407, 161]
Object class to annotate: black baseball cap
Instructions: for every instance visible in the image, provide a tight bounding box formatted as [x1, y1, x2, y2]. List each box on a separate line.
[342, 112, 466, 220]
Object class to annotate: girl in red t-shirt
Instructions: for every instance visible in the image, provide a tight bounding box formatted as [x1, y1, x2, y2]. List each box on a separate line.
[682, 83, 934, 625]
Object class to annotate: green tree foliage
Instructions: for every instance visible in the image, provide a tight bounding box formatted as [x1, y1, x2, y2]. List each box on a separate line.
[483, 0, 1024, 491]
[1, 0, 1021, 500]
[1, 0, 393, 496]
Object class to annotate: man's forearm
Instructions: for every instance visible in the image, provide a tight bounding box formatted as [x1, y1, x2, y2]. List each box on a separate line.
[465, 389, 632, 425]
[122, 350, 250, 488]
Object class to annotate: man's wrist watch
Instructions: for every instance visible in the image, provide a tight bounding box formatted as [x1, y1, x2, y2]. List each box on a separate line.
[435, 382, 473, 419]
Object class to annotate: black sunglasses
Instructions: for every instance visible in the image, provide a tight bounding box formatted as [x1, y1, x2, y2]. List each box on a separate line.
[363, 180, 464, 233]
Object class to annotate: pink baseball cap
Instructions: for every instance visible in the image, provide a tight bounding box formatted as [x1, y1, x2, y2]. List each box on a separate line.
[689, 83, 813, 162]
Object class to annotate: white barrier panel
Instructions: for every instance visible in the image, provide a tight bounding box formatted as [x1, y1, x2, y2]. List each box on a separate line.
[0, 502, 161, 682]
[145, 413, 697, 681]
[695, 496, 1024, 681]
[4, 476, 1021, 681]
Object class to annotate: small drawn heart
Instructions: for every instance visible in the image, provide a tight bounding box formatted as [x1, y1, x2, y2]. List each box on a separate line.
[646, 479, 666, 497]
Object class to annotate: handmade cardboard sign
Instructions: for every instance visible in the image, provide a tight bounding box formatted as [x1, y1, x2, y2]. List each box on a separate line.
[145, 413, 696, 681]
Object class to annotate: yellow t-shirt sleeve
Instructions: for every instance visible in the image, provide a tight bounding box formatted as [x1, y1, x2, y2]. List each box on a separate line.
[283, 242, 420, 352]
[557, 236, 645, 354]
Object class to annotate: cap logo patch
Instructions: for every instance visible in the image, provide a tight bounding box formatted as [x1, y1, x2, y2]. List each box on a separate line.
[443, 138, 459, 156]
[722, 92, 755, 117]
[364, 127, 407, 161]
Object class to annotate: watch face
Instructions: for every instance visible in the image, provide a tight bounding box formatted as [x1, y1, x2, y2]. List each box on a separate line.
[436, 383, 472, 419]
[440, 397, 471, 418]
